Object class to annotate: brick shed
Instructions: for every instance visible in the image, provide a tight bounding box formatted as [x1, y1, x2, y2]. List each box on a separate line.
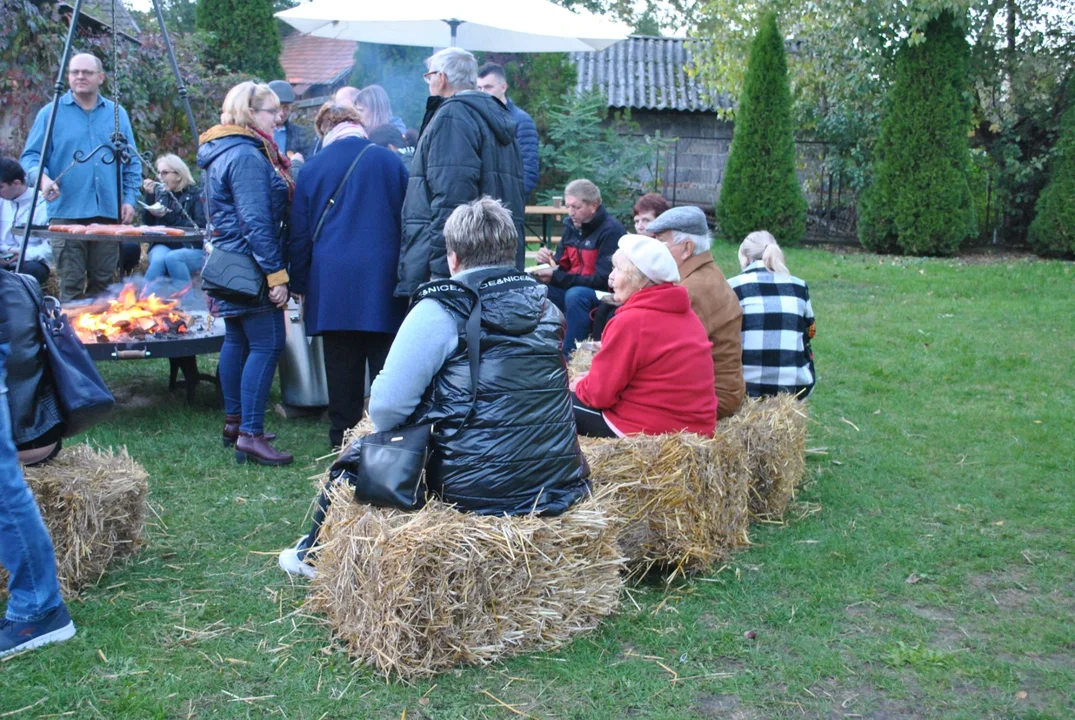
[573, 35, 827, 212]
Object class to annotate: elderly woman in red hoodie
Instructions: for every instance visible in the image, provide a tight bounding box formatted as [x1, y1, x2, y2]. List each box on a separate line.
[570, 234, 717, 437]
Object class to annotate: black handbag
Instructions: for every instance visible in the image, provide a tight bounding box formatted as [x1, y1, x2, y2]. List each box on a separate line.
[200, 172, 268, 305]
[16, 275, 115, 437]
[330, 286, 483, 511]
[200, 246, 267, 305]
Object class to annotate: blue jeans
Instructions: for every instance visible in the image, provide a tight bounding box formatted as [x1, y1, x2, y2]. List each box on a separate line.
[219, 310, 285, 434]
[144, 245, 203, 286]
[545, 285, 600, 359]
[0, 343, 63, 622]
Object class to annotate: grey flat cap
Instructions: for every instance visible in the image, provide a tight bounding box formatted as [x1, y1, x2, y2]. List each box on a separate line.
[268, 80, 296, 103]
[646, 206, 709, 236]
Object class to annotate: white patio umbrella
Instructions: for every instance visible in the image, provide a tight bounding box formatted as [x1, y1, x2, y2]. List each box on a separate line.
[275, 0, 630, 52]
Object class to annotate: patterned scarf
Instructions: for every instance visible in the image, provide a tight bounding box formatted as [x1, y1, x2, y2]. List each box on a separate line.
[322, 122, 368, 148]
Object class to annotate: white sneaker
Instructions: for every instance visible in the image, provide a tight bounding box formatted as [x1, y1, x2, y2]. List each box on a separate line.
[278, 536, 317, 579]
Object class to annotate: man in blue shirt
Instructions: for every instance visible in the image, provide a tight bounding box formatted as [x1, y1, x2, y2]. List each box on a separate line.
[21, 53, 141, 301]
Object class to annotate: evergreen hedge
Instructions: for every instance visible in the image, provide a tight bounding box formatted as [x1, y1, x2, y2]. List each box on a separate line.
[716, 11, 806, 246]
[195, 0, 284, 80]
[1028, 103, 1075, 256]
[858, 11, 975, 256]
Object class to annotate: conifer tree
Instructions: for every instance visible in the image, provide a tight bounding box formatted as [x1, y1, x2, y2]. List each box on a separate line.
[858, 11, 975, 255]
[716, 11, 806, 246]
[196, 0, 284, 79]
[1028, 103, 1075, 256]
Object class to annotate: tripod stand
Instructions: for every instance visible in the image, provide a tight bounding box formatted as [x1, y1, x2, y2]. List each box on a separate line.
[15, 0, 199, 274]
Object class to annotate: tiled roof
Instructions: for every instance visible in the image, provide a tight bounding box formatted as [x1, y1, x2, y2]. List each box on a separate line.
[281, 34, 357, 96]
[59, 0, 141, 39]
[573, 35, 731, 113]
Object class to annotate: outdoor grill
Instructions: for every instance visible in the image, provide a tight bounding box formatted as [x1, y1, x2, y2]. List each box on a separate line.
[66, 291, 224, 405]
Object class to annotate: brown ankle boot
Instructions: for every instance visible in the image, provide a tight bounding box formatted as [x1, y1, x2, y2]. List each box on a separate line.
[235, 432, 293, 466]
[223, 415, 275, 446]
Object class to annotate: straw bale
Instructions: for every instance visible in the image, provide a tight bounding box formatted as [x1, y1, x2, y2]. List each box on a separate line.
[307, 485, 625, 680]
[722, 395, 808, 521]
[579, 432, 750, 579]
[0, 444, 148, 598]
[339, 416, 376, 454]
[566, 340, 598, 379]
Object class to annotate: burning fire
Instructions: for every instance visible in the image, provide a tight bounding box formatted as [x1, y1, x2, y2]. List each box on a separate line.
[73, 283, 192, 342]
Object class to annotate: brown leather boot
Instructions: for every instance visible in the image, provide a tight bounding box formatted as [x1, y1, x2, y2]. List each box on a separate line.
[235, 432, 293, 466]
[222, 415, 275, 446]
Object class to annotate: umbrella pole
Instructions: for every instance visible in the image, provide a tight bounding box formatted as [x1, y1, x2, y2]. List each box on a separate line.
[446, 19, 463, 46]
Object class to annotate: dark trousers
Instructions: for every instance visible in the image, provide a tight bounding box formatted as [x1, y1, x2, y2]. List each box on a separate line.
[49, 216, 118, 302]
[571, 392, 618, 438]
[219, 309, 286, 435]
[545, 285, 600, 359]
[119, 242, 142, 276]
[322, 330, 394, 447]
[3, 262, 49, 289]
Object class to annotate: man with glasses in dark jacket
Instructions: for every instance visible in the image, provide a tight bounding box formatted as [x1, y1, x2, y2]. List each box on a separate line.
[395, 47, 526, 298]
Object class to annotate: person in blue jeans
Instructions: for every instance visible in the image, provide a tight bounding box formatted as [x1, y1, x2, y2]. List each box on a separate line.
[198, 81, 293, 466]
[532, 179, 626, 359]
[0, 318, 76, 657]
[141, 154, 206, 292]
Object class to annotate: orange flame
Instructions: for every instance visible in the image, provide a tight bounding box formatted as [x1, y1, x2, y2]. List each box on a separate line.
[72, 283, 193, 342]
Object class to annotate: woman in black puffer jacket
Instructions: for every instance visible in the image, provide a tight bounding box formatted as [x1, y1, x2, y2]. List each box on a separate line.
[197, 81, 293, 466]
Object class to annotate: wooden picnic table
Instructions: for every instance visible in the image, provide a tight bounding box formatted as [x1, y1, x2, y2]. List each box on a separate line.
[525, 205, 566, 247]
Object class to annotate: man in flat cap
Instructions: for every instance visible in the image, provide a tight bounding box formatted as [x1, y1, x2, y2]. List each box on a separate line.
[648, 206, 745, 419]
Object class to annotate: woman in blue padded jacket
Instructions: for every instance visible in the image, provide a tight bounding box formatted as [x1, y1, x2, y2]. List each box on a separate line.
[197, 81, 294, 466]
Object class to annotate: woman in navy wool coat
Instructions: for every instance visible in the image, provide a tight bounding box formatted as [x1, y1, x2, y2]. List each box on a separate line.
[289, 105, 409, 448]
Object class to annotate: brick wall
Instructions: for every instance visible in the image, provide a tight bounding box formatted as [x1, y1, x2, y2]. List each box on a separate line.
[613, 109, 830, 213]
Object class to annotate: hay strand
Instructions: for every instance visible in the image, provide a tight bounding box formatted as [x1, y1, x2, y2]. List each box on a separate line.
[0, 444, 149, 598]
[566, 340, 599, 380]
[307, 486, 625, 680]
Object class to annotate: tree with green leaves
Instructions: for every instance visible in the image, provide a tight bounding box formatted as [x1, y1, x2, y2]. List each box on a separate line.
[692, 0, 1074, 245]
[716, 11, 806, 246]
[1027, 102, 1075, 256]
[858, 11, 976, 255]
[540, 91, 670, 220]
[195, 0, 284, 78]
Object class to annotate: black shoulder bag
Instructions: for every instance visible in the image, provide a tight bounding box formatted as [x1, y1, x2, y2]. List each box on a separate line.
[330, 286, 482, 511]
[15, 274, 115, 437]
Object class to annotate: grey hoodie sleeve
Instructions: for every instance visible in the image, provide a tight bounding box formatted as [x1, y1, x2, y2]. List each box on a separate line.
[368, 298, 459, 432]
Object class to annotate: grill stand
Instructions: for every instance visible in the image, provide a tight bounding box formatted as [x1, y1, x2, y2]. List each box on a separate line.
[168, 356, 221, 406]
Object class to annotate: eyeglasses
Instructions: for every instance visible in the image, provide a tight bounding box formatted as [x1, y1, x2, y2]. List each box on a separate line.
[254, 107, 279, 115]
[423, 70, 442, 85]
[158, 170, 178, 176]
[69, 70, 100, 77]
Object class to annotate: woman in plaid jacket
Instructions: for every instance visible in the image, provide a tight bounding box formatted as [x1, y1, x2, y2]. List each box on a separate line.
[727, 231, 816, 399]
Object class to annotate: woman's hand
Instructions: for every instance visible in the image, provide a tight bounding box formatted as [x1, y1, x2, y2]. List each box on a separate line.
[268, 284, 289, 308]
[568, 372, 587, 393]
[142, 178, 157, 194]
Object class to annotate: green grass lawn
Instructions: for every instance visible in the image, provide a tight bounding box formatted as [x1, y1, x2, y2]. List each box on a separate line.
[2, 247, 1073, 719]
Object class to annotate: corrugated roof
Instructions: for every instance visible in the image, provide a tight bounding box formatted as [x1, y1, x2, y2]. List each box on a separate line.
[281, 34, 357, 96]
[573, 35, 730, 113]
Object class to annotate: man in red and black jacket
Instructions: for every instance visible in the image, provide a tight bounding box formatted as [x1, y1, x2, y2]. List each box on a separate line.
[533, 179, 626, 358]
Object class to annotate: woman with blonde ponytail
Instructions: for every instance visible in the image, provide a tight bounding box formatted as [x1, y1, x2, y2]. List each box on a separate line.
[728, 231, 816, 398]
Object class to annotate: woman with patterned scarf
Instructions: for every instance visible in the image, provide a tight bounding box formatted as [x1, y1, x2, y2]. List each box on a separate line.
[289, 104, 408, 449]
[197, 81, 294, 466]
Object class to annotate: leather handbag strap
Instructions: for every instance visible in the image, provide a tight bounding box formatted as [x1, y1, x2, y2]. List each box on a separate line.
[311, 142, 374, 244]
